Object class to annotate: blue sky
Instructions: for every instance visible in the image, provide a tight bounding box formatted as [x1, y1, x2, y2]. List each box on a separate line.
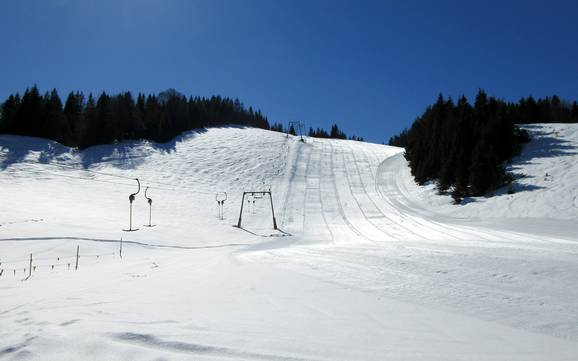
[1, 0, 577, 142]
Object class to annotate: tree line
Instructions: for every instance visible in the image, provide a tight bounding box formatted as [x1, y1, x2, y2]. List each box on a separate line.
[0, 86, 271, 148]
[269, 122, 363, 141]
[308, 124, 364, 141]
[0, 86, 363, 148]
[388, 90, 578, 202]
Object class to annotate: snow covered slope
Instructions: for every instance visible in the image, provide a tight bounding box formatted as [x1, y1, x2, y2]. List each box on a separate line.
[1, 125, 577, 360]
[387, 123, 578, 224]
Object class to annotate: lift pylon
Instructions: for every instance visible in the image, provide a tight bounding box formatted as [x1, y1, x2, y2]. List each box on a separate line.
[123, 178, 140, 232]
[143, 186, 155, 227]
[216, 192, 227, 220]
[235, 190, 277, 230]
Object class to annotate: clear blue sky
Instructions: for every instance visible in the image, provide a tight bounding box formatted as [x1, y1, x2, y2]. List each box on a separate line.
[1, 0, 577, 142]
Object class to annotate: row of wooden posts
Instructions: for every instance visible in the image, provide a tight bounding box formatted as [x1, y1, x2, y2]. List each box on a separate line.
[0, 239, 124, 280]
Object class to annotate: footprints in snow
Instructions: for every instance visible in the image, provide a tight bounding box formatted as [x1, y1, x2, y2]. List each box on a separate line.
[59, 319, 80, 327]
[0, 218, 44, 227]
[0, 336, 36, 358]
[490, 273, 515, 282]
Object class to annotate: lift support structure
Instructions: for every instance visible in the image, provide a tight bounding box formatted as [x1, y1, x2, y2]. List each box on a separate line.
[235, 191, 277, 230]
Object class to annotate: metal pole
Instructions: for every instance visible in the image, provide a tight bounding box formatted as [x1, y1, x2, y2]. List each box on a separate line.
[129, 202, 133, 231]
[120, 237, 123, 259]
[75, 245, 79, 270]
[236, 192, 247, 228]
[28, 253, 32, 279]
[149, 203, 152, 227]
[268, 192, 278, 230]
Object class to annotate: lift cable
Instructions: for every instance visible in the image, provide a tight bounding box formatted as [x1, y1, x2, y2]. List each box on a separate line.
[11, 160, 216, 195]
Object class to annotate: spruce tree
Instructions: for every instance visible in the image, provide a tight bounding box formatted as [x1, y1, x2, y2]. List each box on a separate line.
[44, 89, 69, 144]
[0, 94, 21, 133]
[17, 86, 44, 137]
[64, 91, 85, 146]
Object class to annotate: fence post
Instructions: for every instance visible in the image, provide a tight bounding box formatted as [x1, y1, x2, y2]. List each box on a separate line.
[75, 245, 79, 270]
[120, 238, 123, 259]
[28, 253, 32, 279]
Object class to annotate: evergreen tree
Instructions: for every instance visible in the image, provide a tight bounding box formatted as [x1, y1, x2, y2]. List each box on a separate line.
[116, 91, 137, 139]
[79, 94, 97, 148]
[0, 94, 21, 133]
[44, 89, 69, 144]
[94, 91, 114, 145]
[64, 91, 85, 146]
[393, 89, 554, 199]
[330, 124, 346, 139]
[143, 94, 161, 141]
[16, 86, 44, 137]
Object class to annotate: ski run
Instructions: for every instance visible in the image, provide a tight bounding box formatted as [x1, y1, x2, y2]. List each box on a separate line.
[1, 123, 578, 360]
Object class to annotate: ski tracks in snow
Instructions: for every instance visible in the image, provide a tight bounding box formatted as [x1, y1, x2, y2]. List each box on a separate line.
[254, 137, 578, 341]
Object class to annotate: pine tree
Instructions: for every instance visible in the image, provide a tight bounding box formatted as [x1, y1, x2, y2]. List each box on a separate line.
[79, 94, 96, 148]
[17, 86, 45, 137]
[0, 94, 21, 133]
[571, 101, 578, 122]
[64, 91, 85, 146]
[116, 91, 137, 140]
[44, 89, 70, 144]
[95, 92, 114, 145]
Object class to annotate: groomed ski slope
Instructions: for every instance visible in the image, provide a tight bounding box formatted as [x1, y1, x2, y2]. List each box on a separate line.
[1, 124, 577, 360]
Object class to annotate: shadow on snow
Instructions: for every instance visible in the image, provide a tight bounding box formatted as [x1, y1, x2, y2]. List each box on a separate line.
[0, 127, 256, 170]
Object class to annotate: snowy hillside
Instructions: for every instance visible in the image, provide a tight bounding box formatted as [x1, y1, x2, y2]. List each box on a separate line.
[390, 123, 578, 223]
[1, 125, 578, 360]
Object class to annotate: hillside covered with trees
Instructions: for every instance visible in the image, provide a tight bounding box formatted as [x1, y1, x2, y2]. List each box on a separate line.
[0, 86, 271, 148]
[389, 91, 578, 202]
[0, 86, 362, 149]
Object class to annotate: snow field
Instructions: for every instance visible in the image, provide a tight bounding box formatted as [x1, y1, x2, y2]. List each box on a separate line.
[1, 125, 578, 360]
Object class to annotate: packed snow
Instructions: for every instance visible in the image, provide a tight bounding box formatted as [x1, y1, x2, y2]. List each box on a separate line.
[1, 124, 577, 360]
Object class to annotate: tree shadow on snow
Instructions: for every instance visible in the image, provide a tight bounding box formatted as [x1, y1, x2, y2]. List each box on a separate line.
[496, 183, 544, 196]
[0, 135, 70, 170]
[516, 125, 578, 165]
[77, 128, 210, 169]
[0, 128, 216, 171]
[458, 182, 544, 205]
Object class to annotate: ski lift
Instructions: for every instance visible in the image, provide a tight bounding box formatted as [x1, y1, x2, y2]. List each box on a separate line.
[143, 186, 155, 227]
[123, 178, 140, 232]
[235, 190, 278, 230]
[246, 193, 258, 214]
[216, 192, 227, 220]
